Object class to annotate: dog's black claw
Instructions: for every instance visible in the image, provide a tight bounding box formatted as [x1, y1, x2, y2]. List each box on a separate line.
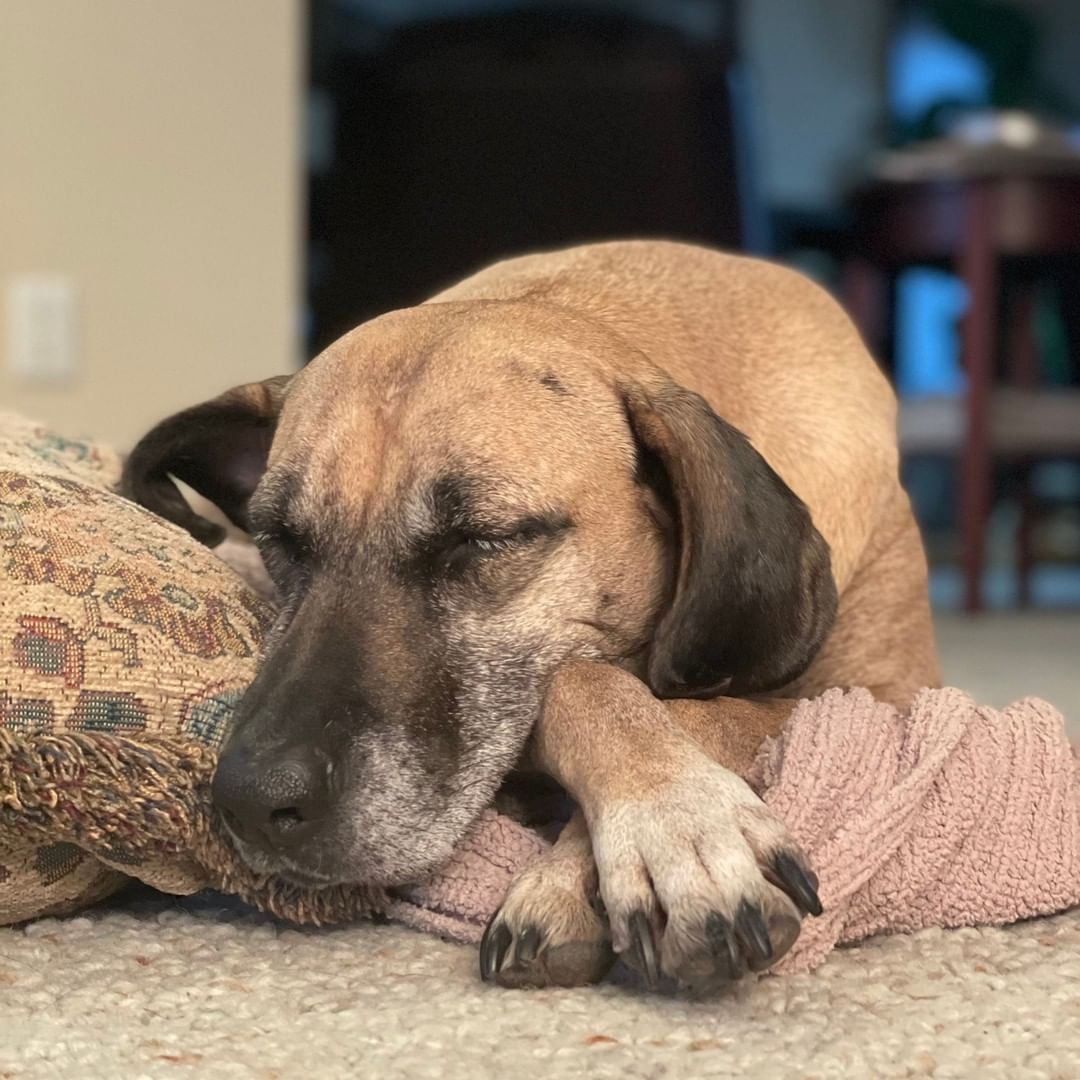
[704, 912, 744, 980]
[733, 901, 773, 970]
[772, 852, 823, 917]
[479, 917, 513, 981]
[517, 925, 542, 964]
[628, 910, 659, 989]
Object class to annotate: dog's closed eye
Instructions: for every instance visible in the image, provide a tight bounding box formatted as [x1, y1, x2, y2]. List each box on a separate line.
[254, 523, 315, 586]
[437, 515, 573, 577]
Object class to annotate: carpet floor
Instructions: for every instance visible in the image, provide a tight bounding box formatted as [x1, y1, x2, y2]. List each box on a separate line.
[2, 614, 1078, 1079]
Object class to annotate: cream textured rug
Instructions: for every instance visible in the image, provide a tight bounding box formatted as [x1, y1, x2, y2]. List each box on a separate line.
[1, 890, 1078, 1079]
[2, 614, 1078, 1079]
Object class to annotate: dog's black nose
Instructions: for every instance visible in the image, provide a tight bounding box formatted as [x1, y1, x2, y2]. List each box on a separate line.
[211, 744, 330, 854]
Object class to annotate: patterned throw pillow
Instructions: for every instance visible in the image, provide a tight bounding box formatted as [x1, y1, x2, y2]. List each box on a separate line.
[0, 412, 274, 923]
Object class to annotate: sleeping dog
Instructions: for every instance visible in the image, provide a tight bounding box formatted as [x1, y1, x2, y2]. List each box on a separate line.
[122, 241, 940, 992]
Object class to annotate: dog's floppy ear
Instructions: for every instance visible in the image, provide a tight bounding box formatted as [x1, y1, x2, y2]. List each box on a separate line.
[121, 375, 292, 546]
[623, 380, 837, 699]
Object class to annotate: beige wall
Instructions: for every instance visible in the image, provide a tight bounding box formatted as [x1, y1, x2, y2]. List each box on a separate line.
[0, 0, 302, 449]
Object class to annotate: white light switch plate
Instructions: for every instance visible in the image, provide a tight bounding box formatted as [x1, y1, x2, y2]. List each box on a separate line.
[6, 275, 79, 380]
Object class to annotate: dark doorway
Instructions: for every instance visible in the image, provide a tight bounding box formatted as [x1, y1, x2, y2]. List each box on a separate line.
[305, 1, 755, 354]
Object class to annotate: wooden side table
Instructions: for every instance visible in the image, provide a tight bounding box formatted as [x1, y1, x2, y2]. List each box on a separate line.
[844, 172, 1080, 612]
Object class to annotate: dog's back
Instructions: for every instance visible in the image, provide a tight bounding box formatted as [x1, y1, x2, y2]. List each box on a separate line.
[433, 240, 901, 596]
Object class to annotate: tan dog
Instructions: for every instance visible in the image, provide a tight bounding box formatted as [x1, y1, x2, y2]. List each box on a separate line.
[122, 241, 939, 993]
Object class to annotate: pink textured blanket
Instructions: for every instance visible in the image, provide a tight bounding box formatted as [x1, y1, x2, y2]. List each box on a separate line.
[385, 688, 1080, 973]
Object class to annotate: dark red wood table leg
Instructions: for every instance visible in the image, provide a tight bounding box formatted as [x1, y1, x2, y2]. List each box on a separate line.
[1016, 460, 1035, 608]
[1008, 283, 1040, 608]
[957, 183, 998, 614]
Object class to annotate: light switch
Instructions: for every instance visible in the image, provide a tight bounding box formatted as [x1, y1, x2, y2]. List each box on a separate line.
[6, 275, 79, 380]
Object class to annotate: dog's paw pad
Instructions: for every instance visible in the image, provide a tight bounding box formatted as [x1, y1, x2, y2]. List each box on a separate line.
[591, 758, 821, 994]
[480, 911, 614, 989]
[479, 849, 614, 989]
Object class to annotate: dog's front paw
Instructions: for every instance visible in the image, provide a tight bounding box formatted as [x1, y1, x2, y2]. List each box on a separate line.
[480, 831, 614, 989]
[588, 757, 821, 994]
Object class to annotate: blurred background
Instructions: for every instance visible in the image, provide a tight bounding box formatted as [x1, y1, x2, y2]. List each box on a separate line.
[2, 1, 1079, 669]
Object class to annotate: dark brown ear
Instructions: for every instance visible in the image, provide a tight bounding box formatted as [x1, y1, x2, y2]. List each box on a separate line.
[623, 381, 837, 699]
[120, 375, 291, 546]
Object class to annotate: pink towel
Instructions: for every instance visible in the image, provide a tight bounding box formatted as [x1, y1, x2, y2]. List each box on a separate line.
[386, 688, 1080, 973]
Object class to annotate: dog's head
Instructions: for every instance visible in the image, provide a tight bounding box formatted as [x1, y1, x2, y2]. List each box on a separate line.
[123, 301, 835, 887]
